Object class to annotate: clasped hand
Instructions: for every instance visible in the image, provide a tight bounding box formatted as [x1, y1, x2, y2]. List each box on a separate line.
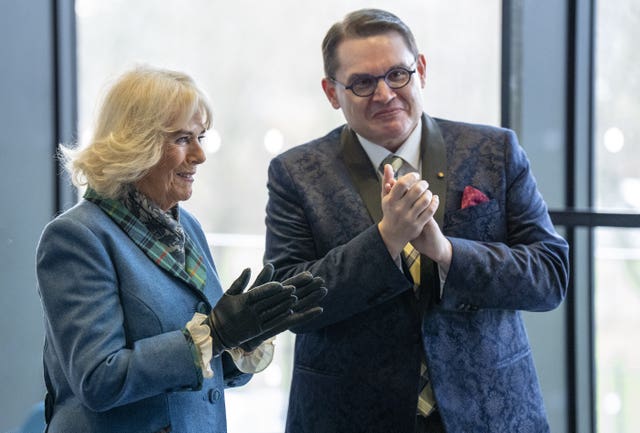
[209, 264, 326, 355]
[378, 164, 451, 266]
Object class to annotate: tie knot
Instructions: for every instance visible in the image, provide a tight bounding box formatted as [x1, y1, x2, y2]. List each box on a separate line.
[379, 154, 405, 178]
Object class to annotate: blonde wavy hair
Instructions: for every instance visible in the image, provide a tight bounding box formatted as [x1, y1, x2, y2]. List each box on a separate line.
[61, 65, 212, 199]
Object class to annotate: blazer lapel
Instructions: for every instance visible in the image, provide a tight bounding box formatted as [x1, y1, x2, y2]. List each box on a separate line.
[340, 126, 383, 223]
[419, 114, 448, 307]
[420, 113, 447, 227]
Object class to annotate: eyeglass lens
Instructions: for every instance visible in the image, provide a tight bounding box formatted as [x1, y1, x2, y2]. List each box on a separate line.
[350, 68, 414, 96]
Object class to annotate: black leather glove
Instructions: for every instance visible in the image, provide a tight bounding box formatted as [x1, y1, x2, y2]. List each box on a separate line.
[209, 265, 296, 356]
[250, 262, 276, 287]
[282, 271, 327, 313]
[238, 270, 327, 352]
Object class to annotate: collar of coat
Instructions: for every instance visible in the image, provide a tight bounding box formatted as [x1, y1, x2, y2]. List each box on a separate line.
[84, 187, 207, 291]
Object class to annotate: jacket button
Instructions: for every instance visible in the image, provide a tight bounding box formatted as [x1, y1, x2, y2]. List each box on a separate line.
[196, 301, 208, 314]
[208, 388, 221, 403]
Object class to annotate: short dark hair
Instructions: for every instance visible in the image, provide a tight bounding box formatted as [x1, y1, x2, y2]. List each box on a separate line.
[322, 8, 419, 78]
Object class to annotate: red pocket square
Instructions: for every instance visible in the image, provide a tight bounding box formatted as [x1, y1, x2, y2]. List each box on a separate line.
[461, 186, 490, 209]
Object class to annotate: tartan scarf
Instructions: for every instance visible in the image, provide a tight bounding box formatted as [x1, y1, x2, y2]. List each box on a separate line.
[84, 187, 207, 291]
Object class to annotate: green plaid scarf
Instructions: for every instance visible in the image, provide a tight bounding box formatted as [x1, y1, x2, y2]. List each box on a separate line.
[84, 188, 207, 291]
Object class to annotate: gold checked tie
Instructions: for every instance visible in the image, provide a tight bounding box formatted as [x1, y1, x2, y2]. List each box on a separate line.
[379, 154, 436, 417]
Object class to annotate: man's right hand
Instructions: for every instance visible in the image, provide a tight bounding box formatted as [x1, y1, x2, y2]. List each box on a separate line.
[378, 164, 434, 258]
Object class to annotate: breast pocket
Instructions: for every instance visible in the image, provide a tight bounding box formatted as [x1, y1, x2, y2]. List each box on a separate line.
[444, 199, 504, 241]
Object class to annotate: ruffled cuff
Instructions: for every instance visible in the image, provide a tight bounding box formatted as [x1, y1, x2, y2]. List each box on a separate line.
[227, 338, 275, 373]
[185, 312, 214, 379]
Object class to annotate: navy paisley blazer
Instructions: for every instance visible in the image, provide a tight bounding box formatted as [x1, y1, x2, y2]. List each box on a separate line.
[264, 114, 569, 433]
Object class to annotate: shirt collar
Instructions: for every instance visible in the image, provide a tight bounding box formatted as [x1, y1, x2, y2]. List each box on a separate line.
[357, 118, 422, 173]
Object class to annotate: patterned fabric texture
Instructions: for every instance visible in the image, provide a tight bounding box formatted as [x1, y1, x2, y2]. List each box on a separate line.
[123, 189, 187, 266]
[84, 188, 207, 291]
[264, 114, 569, 433]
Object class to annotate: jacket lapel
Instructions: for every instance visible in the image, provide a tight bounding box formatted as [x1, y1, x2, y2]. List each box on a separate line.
[420, 113, 447, 227]
[340, 126, 383, 223]
[419, 114, 448, 306]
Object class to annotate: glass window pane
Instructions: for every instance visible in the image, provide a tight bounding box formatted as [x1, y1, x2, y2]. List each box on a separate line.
[594, 2, 640, 431]
[595, 228, 640, 433]
[76, 1, 500, 431]
[594, 0, 640, 212]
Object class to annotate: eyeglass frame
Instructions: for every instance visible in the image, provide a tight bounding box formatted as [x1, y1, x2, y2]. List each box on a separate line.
[329, 64, 417, 97]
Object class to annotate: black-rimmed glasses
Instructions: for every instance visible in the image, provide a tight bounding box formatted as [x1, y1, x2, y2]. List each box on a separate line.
[330, 66, 417, 97]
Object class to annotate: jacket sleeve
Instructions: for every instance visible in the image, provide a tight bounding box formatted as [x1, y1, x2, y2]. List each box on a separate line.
[440, 129, 569, 312]
[264, 156, 413, 333]
[36, 217, 203, 412]
[220, 352, 252, 387]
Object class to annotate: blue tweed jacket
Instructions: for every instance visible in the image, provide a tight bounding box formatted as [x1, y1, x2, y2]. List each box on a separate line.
[264, 114, 569, 433]
[36, 201, 250, 433]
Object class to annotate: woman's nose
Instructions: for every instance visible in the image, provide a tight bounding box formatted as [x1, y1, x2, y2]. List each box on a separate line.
[189, 139, 206, 164]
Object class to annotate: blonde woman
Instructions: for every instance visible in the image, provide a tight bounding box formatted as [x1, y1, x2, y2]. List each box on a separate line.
[36, 66, 325, 433]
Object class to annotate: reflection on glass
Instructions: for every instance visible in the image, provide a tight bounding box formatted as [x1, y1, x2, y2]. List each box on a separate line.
[76, 1, 499, 431]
